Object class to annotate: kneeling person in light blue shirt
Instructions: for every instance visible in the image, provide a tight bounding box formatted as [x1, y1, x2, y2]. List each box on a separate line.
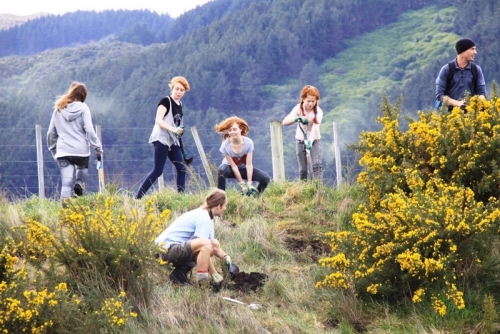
[155, 189, 231, 284]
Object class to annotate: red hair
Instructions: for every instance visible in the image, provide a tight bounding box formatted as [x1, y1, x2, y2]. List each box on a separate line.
[299, 85, 320, 124]
[169, 76, 190, 91]
[214, 116, 250, 140]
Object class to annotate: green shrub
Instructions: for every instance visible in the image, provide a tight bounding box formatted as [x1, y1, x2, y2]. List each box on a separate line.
[318, 93, 500, 316]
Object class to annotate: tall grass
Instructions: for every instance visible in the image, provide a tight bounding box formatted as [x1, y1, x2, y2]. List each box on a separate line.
[1, 179, 494, 332]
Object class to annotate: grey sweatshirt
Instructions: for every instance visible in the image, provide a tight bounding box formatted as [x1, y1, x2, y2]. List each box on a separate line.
[47, 101, 103, 159]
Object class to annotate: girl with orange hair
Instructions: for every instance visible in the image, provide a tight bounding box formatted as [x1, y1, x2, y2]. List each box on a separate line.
[282, 85, 323, 180]
[214, 116, 270, 195]
[136, 76, 190, 198]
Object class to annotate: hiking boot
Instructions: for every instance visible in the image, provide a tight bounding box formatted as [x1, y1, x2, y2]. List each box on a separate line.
[169, 268, 190, 285]
[74, 181, 84, 196]
[169, 262, 196, 285]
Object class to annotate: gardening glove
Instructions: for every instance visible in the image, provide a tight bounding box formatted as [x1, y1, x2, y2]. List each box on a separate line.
[224, 255, 231, 271]
[170, 126, 184, 138]
[213, 273, 224, 283]
[239, 181, 249, 194]
[306, 140, 313, 151]
[247, 181, 258, 195]
[96, 154, 102, 162]
[294, 116, 308, 125]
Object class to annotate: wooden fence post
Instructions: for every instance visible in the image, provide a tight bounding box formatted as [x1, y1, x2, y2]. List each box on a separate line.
[190, 126, 215, 187]
[36, 124, 45, 198]
[333, 121, 342, 188]
[270, 120, 285, 182]
[96, 125, 106, 193]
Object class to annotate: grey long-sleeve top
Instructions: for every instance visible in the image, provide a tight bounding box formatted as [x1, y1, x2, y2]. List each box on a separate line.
[47, 101, 103, 159]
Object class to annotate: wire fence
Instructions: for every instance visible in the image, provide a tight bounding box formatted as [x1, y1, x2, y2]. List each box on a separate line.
[0, 125, 363, 200]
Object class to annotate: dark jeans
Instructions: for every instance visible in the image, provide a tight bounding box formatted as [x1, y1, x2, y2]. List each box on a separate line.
[136, 141, 186, 198]
[217, 164, 270, 193]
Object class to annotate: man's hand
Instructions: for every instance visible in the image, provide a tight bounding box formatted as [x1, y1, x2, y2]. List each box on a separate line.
[294, 116, 309, 124]
[96, 154, 102, 162]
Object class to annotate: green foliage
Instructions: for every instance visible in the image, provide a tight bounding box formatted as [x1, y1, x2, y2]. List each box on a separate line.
[0, 194, 170, 333]
[0, 181, 366, 332]
[481, 294, 498, 334]
[318, 94, 500, 317]
[320, 6, 459, 145]
[0, 10, 172, 57]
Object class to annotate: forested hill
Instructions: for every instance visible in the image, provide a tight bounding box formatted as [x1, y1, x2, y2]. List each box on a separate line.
[0, 13, 48, 31]
[0, 10, 173, 57]
[0, 0, 499, 199]
[0, 0, 266, 57]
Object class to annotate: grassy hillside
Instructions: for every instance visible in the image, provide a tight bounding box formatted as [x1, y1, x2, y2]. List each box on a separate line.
[316, 6, 458, 146]
[0, 3, 477, 198]
[1, 177, 495, 332]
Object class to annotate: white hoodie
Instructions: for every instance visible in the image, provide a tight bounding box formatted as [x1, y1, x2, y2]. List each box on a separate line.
[47, 101, 103, 159]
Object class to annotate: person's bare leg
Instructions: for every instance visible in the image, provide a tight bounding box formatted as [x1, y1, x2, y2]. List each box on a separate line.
[208, 239, 226, 275]
[191, 238, 226, 277]
[190, 238, 212, 272]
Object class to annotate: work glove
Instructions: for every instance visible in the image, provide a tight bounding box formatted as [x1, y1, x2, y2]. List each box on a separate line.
[306, 140, 313, 151]
[212, 273, 224, 284]
[96, 154, 102, 162]
[247, 181, 258, 196]
[224, 255, 231, 271]
[170, 126, 184, 138]
[294, 116, 308, 125]
[239, 181, 249, 194]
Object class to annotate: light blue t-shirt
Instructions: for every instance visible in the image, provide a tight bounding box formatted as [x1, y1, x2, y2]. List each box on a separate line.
[154, 207, 214, 249]
[219, 136, 254, 167]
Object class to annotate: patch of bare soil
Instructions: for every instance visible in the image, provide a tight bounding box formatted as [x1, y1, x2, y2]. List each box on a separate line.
[322, 318, 368, 332]
[228, 271, 268, 293]
[284, 237, 330, 260]
[212, 271, 268, 293]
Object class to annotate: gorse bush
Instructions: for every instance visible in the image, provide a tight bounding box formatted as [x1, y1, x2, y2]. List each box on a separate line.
[318, 91, 500, 316]
[1, 194, 168, 333]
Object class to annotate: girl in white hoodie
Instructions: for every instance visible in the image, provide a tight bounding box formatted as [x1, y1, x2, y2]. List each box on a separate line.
[47, 82, 103, 203]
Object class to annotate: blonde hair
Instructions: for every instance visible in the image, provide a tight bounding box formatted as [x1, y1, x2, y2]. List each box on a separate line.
[201, 189, 227, 209]
[299, 85, 320, 124]
[214, 116, 250, 141]
[55, 82, 87, 111]
[169, 76, 190, 91]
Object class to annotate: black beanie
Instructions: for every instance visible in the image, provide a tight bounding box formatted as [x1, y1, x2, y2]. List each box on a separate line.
[455, 38, 475, 54]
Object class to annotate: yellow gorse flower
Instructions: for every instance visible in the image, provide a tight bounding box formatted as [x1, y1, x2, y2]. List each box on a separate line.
[318, 95, 500, 316]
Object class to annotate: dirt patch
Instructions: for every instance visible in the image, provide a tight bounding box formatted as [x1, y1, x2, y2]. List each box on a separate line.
[284, 237, 330, 260]
[323, 318, 339, 330]
[228, 271, 268, 293]
[323, 318, 367, 332]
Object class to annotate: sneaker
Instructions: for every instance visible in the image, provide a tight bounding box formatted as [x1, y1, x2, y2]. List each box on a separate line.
[74, 181, 83, 196]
